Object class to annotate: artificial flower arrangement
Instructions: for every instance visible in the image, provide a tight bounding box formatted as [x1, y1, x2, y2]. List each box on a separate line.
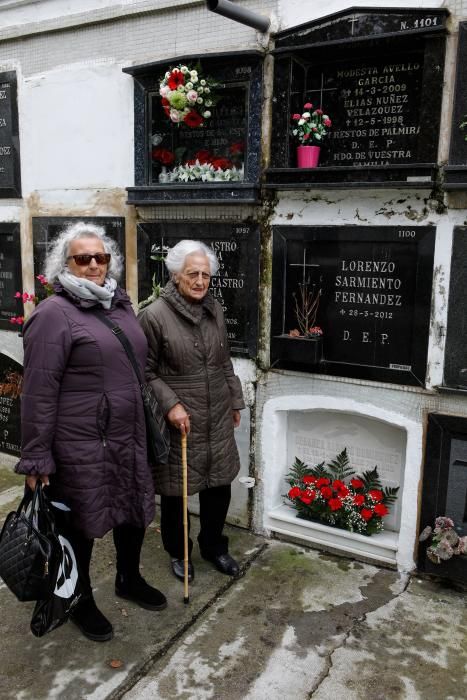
[291, 102, 332, 145]
[159, 64, 217, 129]
[285, 448, 399, 536]
[461, 115, 467, 142]
[138, 245, 171, 311]
[152, 145, 244, 183]
[288, 280, 323, 338]
[419, 516, 467, 564]
[9, 275, 54, 328]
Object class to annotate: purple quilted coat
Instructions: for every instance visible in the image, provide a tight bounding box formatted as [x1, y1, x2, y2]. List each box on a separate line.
[15, 285, 155, 539]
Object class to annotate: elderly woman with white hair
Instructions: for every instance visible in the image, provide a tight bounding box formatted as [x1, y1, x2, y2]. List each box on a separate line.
[138, 239, 245, 582]
[15, 221, 167, 642]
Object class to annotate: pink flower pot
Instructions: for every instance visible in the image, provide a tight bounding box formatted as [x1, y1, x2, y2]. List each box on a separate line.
[297, 145, 320, 168]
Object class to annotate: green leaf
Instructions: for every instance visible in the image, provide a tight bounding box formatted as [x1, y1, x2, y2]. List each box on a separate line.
[359, 467, 382, 491]
[326, 447, 354, 480]
[285, 457, 311, 484]
[382, 486, 400, 505]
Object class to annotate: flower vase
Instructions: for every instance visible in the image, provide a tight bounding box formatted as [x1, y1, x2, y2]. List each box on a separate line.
[297, 145, 320, 169]
[158, 166, 169, 183]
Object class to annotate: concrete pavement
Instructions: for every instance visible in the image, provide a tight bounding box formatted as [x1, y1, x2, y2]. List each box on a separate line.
[0, 461, 466, 700]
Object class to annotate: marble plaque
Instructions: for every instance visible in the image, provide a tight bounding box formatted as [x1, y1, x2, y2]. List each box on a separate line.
[32, 217, 126, 294]
[137, 221, 259, 356]
[271, 225, 436, 386]
[0, 353, 22, 456]
[0, 71, 21, 197]
[0, 223, 22, 331]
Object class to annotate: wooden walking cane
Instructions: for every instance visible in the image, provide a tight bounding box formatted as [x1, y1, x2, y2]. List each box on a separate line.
[181, 432, 189, 604]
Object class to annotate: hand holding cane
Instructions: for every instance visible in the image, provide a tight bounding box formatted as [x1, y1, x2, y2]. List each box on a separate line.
[181, 431, 189, 604]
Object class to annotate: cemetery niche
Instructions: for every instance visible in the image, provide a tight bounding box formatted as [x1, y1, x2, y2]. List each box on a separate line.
[443, 227, 467, 390]
[418, 414, 467, 586]
[0, 71, 21, 198]
[266, 7, 448, 188]
[137, 222, 259, 357]
[123, 52, 263, 204]
[0, 223, 22, 331]
[0, 353, 22, 456]
[32, 217, 126, 296]
[444, 21, 467, 190]
[271, 225, 435, 386]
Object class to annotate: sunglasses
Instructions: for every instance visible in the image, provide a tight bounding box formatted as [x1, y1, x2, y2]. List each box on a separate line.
[66, 253, 111, 266]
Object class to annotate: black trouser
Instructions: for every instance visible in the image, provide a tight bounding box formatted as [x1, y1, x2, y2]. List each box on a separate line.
[160, 484, 231, 560]
[67, 524, 145, 596]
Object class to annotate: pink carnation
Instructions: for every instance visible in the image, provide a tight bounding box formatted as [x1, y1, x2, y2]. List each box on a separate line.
[303, 102, 312, 109]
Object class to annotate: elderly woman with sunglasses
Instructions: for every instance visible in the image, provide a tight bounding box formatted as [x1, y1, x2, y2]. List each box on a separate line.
[15, 221, 166, 642]
[139, 240, 245, 583]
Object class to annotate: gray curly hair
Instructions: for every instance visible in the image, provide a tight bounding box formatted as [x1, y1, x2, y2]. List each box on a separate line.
[43, 221, 123, 282]
[164, 240, 219, 276]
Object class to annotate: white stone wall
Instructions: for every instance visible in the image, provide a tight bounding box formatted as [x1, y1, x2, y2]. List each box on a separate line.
[1, 0, 467, 557]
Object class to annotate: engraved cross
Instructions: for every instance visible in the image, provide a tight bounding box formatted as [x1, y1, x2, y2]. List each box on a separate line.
[348, 14, 360, 36]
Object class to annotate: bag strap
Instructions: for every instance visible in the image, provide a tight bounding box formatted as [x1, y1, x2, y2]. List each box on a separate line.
[20, 483, 54, 537]
[92, 309, 144, 387]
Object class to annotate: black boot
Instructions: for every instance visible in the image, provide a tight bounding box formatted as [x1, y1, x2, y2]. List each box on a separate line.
[70, 595, 113, 642]
[115, 573, 167, 611]
[113, 524, 167, 610]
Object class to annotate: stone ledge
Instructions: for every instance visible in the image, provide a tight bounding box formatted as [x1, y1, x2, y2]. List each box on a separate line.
[266, 504, 398, 566]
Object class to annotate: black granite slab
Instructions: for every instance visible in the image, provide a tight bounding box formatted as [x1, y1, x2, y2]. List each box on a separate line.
[271, 225, 435, 386]
[443, 227, 467, 388]
[0, 71, 21, 198]
[274, 7, 448, 49]
[418, 414, 467, 585]
[123, 52, 263, 205]
[268, 8, 447, 188]
[0, 353, 22, 456]
[137, 222, 259, 357]
[444, 22, 467, 190]
[264, 164, 436, 189]
[0, 223, 22, 331]
[32, 217, 126, 294]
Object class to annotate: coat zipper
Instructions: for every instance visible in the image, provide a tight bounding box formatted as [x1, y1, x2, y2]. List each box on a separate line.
[198, 329, 212, 487]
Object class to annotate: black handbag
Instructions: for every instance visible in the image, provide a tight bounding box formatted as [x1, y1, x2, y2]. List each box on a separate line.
[30, 501, 84, 637]
[0, 484, 57, 602]
[93, 309, 170, 464]
[140, 381, 171, 464]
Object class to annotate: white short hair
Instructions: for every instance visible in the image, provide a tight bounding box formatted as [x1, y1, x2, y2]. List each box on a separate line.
[43, 221, 123, 282]
[164, 240, 219, 276]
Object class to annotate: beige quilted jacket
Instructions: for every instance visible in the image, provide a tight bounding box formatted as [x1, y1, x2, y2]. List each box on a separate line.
[138, 280, 245, 496]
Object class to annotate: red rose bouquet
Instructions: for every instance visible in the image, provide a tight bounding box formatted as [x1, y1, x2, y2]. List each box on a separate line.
[285, 448, 399, 536]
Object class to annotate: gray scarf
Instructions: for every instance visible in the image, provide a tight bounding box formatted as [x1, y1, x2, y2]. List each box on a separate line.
[58, 271, 117, 309]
